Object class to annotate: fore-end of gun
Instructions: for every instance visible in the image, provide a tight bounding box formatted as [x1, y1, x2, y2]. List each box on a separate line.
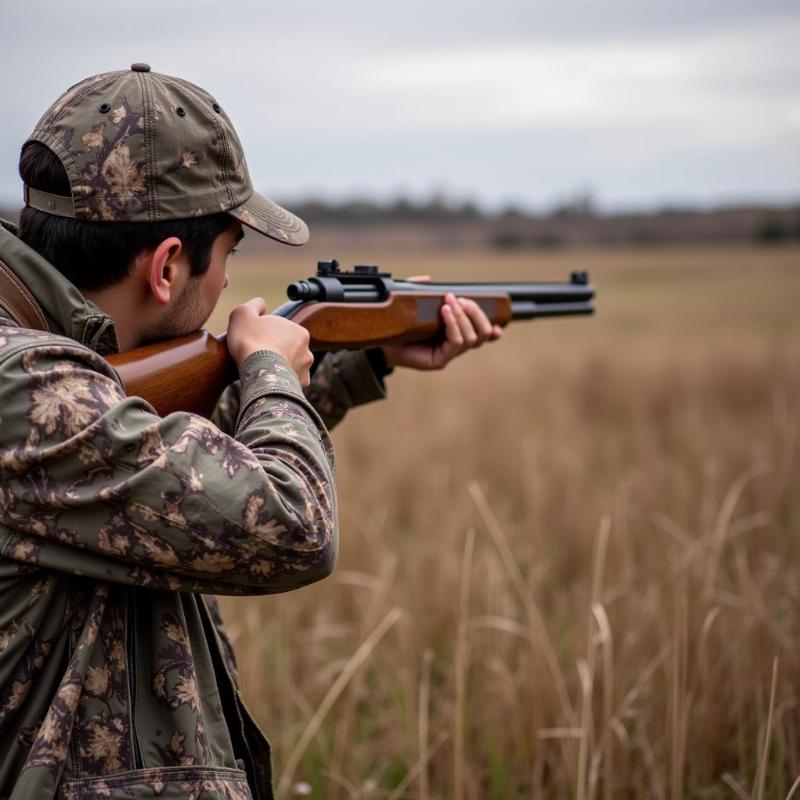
[283, 291, 514, 350]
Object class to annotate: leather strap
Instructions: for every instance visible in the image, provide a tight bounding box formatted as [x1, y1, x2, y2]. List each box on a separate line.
[0, 258, 50, 332]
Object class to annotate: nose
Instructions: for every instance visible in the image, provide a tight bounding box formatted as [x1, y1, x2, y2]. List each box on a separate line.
[223, 273, 230, 290]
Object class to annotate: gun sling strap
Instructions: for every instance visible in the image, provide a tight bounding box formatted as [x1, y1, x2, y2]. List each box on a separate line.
[0, 258, 50, 332]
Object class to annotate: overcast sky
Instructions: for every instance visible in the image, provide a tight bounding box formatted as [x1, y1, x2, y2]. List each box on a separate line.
[2, 0, 798, 212]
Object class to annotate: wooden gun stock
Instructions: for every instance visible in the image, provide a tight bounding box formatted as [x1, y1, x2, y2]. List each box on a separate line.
[108, 330, 237, 418]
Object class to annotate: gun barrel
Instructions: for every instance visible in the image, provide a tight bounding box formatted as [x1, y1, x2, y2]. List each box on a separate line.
[395, 281, 595, 319]
[511, 300, 594, 319]
[287, 278, 595, 309]
[398, 280, 595, 305]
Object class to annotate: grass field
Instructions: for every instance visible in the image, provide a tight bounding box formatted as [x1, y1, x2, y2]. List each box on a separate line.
[213, 238, 800, 799]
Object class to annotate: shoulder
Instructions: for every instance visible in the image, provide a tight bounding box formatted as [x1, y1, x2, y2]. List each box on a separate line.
[0, 323, 125, 414]
[0, 325, 127, 450]
[0, 323, 118, 378]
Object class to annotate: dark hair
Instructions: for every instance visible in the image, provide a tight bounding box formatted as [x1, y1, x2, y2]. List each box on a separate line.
[18, 142, 233, 292]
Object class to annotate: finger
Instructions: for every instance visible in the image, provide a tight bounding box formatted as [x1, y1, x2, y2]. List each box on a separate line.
[243, 297, 268, 316]
[449, 295, 478, 348]
[407, 275, 431, 282]
[457, 298, 493, 342]
[441, 297, 464, 348]
[489, 324, 504, 340]
[297, 349, 314, 387]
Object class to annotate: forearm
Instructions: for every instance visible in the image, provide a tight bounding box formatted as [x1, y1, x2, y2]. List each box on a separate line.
[0, 337, 337, 594]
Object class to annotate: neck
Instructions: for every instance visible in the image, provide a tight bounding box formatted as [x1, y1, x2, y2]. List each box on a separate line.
[82, 282, 151, 352]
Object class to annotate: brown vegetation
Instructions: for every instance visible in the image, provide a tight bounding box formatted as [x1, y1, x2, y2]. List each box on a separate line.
[215, 242, 800, 798]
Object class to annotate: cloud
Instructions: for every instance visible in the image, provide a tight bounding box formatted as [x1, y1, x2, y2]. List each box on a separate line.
[0, 0, 797, 209]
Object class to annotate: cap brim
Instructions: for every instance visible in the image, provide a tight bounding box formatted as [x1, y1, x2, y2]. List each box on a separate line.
[228, 191, 309, 246]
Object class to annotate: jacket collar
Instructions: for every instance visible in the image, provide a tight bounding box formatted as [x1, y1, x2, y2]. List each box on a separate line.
[0, 219, 119, 355]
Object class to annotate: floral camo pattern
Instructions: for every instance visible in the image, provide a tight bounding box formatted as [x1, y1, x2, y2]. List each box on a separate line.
[0, 327, 337, 800]
[27, 68, 254, 223]
[0, 219, 388, 800]
[70, 97, 149, 221]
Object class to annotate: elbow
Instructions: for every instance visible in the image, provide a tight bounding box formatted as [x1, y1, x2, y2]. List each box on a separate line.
[302, 534, 338, 585]
[260, 521, 338, 591]
[236, 494, 339, 592]
[288, 507, 339, 587]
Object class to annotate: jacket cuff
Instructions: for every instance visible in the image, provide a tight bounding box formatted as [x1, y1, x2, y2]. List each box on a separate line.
[238, 350, 305, 408]
[365, 347, 394, 380]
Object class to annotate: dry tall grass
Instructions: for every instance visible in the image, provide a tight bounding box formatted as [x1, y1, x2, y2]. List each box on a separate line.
[214, 242, 800, 798]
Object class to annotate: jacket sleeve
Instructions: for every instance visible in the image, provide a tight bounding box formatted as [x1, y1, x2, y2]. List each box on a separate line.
[210, 380, 242, 435]
[212, 350, 388, 435]
[0, 330, 337, 595]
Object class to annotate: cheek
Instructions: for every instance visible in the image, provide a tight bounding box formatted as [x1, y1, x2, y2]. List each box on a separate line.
[203, 261, 228, 305]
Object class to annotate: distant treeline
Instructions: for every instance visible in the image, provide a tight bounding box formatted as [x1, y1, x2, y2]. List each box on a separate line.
[481, 205, 800, 248]
[2, 197, 799, 247]
[288, 197, 800, 247]
[289, 196, 484, 223]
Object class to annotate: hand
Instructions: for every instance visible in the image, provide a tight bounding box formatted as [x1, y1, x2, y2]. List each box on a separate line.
[227, 297, 314, 387]
[382, 277, 503, 371]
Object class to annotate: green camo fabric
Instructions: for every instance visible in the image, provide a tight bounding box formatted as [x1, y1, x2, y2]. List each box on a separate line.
[28, 69, 251, 221]
[25, 66, 309, 245]
[0, 221, 386, 799]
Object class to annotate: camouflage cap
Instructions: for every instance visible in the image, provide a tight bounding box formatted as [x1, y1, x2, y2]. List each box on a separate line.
[23, 64, 309, 245]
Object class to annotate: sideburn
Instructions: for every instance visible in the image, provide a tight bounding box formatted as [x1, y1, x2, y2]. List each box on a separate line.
[137, 277, 206, 348]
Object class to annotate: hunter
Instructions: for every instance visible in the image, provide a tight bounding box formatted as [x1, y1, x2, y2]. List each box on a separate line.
[0, 65, 499, 799]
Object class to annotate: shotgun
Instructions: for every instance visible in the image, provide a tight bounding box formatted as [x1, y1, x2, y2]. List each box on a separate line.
[107, 259, 595, 418]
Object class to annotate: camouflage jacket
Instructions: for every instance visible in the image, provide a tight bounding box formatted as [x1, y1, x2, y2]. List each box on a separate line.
[0, 220, 387, 800]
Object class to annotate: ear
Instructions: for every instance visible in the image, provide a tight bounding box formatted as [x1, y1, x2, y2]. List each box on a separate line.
[144, 237, 185, 305]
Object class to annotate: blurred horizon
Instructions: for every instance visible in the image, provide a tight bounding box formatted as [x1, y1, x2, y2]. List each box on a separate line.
[3, 188, 799, 250]
[2, 0, 798, 214]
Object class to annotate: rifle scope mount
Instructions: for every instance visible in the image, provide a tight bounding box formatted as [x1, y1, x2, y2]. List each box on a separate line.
[287, 260, 394, 302]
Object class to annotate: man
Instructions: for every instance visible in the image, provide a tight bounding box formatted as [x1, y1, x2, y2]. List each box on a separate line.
[0, 65, 499, 800]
